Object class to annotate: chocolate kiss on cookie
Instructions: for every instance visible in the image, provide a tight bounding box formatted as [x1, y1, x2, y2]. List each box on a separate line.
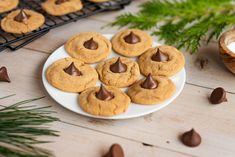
[103, 144, 124, 157]
[63, 62, 82, 76]
[14, 9, 30, 23]
[181, 129, 201, 147]
[209, 87, 227, 104]
[124, 32, 141, 44]
[96, 85, 114, 101]
[141, 74, 158, 89]
[110, 57, 127, 73]
[151, 48, 169, 62]
[83, 38, 98, 50]
[0, 66, 11, 83]
[55, 0, 69, 5]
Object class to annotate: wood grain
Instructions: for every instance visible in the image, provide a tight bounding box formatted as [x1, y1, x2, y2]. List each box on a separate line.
[1, 49, 235, 157]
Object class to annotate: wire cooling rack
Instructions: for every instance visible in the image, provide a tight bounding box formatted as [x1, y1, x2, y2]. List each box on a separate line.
[0, 0, 131, 52]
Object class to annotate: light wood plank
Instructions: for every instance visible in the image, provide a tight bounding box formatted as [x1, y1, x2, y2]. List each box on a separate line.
[23, 19, 116, 53]
[184, 41, 235, 93]
[1, 49, 235, 157]
[39, 122, 193, 157]
[88, 0, 146, 22]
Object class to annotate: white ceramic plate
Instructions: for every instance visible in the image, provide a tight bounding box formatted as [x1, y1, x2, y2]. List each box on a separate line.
[42, 34, 186, 119]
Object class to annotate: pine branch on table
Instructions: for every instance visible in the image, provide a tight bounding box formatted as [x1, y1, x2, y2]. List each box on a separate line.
[0, 95, 59, 157]
[111, 0, 235, 53]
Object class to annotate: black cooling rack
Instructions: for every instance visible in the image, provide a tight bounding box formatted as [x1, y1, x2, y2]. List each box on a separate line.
[0, 0, 131, 52]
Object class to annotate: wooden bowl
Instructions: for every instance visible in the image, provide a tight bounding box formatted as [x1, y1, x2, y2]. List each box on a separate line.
[219, 29, 235, 74]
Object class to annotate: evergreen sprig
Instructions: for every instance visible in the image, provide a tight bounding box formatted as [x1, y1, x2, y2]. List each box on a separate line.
[111, 0, 235, 53]
[0, 95, 59, 157]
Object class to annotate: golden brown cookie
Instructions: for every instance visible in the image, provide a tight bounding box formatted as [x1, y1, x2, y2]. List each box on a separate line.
[127, 74, 175, 105]
[79, 85, 130, 116]
[0, 0, 19, 13]
[89, 0, 109, 2]
[46, 57, 98, 93]
[65, 32, 112, 64]
[111, 29, 153, 57]
[41, 0, 83, 16]
[1, 9, 45, 34]
[138, 45, 185, 77]
[96, 57, 140, 88]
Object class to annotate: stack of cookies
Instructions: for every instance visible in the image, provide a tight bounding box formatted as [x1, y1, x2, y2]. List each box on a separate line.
[46, 29, 185, 117]
[0, 0, 111, 34]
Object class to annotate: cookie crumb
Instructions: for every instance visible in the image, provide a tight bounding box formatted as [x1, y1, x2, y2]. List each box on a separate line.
[195, 57, 209, 69]
[142, 143, 154, 147]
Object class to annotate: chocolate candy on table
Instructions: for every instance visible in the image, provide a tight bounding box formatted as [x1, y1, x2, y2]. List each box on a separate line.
[141, 73, 158, 89]
[124, 31, 141, 44]
[63, 62, 82, 76]
[151, 48, 169, 62]
[181, 128, 201, 147]
[55, 0, 69, 5]
[14, 9, 30, 23]
[96, 85, 114, 101]
[83, 38, 98, 50]
[103, 144, 124, 157]
[110, 57, 127, 73]
[0, 66, 11, 83]
[209, 87, 227, 104]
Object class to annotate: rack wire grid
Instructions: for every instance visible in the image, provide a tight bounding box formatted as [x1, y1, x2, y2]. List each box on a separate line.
[0, 0, 132, 52]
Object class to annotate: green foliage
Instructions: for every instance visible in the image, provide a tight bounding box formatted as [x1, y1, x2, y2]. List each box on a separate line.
[111, 0, 235, 53]
[0, 95, 59, 157]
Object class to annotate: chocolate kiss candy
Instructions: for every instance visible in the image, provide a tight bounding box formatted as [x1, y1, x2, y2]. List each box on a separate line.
[124, 32, 140, 44]
[151, 48, 169, 62]
[14, 9, 30, 23]
[83, 38, 98, 50]
[0, 67, 11, 83]
[63, 62, 82, 76]
[181, 129, 201, 147]
[103, 144, 124, 157]
[210, 87, 227, 104]
[110, 57, 127, 73]
[55, 0, 69, 5]
[96, 85, 114, 101]
[141, 74, 158, 89]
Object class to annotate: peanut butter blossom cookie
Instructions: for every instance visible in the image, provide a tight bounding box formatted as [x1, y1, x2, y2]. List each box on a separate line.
[0, 0, 19, 13]
[96, 57, 140, 88]
[79, 85, 130, 116]
[127, 74, 175, 105]
[1, 9, 45, 34]
[65, 32, 112, 63]
[111, 29, 153, 57]
[41, 0, 83, 16]
[46, 58, 98, 93]
[138, 45, 185, 77]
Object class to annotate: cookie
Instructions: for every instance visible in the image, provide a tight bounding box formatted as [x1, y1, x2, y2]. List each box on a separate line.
[127, 74, 175, 105]
[46, 57, 98, 93]
[111, 29, 153, 57]
[89, 0, 109, 2]
[41, 0, 83, 16]
[79, 85, 130, 116]
[65, 32, 112, 64]
[138, 45, 185, 77]
[1, 9, 45, 34]
[0, 0, 19, 13]
[96, 57, 140, 88]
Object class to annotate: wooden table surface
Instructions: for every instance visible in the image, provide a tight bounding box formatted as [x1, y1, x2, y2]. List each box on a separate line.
[1, 1, 235, 157]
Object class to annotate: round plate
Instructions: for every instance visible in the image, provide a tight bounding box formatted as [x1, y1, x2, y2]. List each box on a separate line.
[42, 34, 186, 119]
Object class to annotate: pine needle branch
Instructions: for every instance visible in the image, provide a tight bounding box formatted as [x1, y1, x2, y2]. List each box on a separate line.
[111, 0, 235, 53]
[0, 96, 59, 157]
